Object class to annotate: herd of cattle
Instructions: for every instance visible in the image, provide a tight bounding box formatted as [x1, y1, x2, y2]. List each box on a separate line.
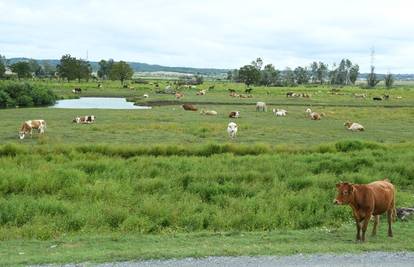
[18, 99, 365, 140]
[181, 101, 365, 139]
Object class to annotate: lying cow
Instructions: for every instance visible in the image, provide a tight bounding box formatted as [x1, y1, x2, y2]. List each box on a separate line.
[272, 108, 287, 117]
[19, 119, 46, 139]
[182, 104, 197, 111]
[334, 179, 396, 242]
[73, 115, 96, 124]
[229, 111, 240, 118]
[175, 92, 184, 99]
[344, 121, 364, 131]
[227, 122, 238, 139]
[200, 109, 217, 116]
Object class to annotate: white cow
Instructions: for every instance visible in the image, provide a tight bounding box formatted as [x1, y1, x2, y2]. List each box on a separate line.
[19, 119, 46, 139]
[273, 108, 287, 116]
[227, 122, 238, 139]
[344, 121, 365, 131]
[256, 102, 267, 112]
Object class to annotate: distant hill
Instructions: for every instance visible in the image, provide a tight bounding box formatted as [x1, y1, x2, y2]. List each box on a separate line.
[7, 58, 229, 76]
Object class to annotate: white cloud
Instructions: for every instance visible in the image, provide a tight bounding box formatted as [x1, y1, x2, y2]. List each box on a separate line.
[0, 0, 413, 72]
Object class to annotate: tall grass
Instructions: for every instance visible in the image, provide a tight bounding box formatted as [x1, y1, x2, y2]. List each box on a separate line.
[0, 142, 412, 240]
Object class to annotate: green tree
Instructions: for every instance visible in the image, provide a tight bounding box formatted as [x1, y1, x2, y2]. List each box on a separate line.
[349, 64, 359, 85]
[57, 54, 78, 81]
[0, 54, 6, 78]
[251, 57, 263, 70]
[316, 62, 328, 84]
[11, 62, 32, 79]
[384, 72, 394, 89]
[310, 62, 318, 83]
[238, 64, 260, 87]
[294, 66, 309, 84]
[260, 64, 280, 86]
[76, 59, 92, 82]
[109, 61, 134, 85]
[0, 61, 5, 79]
[97, 59, 114, 79]
[367, 66, 380, 88]
[283, 67, 295, 87]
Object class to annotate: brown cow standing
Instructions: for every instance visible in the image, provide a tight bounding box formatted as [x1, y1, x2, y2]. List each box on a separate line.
[334, 179, 396, 242]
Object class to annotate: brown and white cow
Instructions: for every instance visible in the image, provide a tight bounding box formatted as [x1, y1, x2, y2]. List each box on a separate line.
[19, 120, 46, 139]
[73, 115, 96, 124]
[334, 179, 396, 242]
[229, 111, 240, 118]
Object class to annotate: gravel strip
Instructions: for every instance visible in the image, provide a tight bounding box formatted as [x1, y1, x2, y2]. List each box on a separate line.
[32, 252, 414, 267]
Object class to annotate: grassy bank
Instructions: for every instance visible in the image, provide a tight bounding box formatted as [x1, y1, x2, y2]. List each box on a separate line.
[0, 143, 413, 239]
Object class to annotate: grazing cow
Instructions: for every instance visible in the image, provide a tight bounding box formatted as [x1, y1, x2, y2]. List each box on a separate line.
[344, 121, 365, 131]
[383, 94, 390, 100]
[396, 96, 402, 99]
[19, 119, 46, 139]
[182, 104, 197, 111]
[73, 115, 96, 124]
[256, 102, 267, 112]
[72, 88, 82, 94]
[97, 83, 102, 88]
[229, 111, 240, 118]
[334, 179, 396, 242]
[209, 85, 215, 90]
[227, 122, 238, 139]
[143, 94, 149, 98]
[305, 108, 312, 114]
[229, 92, 239, 97]
[228, 89, 236, 93]
[245, 88, 253, 94]
[286, 92, 294, 97]
[200, 109, 217, 116]
[175, 92, 184, 99]
[373, 96, 383, 101]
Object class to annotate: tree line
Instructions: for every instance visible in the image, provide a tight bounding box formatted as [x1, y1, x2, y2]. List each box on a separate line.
[228, 58, 394, 88]
[0, 54, 134, 84]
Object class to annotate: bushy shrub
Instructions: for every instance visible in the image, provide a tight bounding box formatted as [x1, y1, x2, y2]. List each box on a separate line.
[0, 82, 56, 108]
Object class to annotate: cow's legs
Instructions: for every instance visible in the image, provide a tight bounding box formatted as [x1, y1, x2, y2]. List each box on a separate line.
[372, 215, 379, 236]
[387, 209, 393, 237]
[361, 211, 372, 242]
[354, 217, 361, 241]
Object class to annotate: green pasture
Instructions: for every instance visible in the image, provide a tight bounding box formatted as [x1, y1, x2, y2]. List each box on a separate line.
[0, 79, 413, 266]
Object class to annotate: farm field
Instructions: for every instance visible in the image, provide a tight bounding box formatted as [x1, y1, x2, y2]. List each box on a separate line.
[0, 80, 414, 266]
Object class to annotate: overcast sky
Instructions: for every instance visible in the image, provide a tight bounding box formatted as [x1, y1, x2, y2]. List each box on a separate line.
[1, 0, 413, 72]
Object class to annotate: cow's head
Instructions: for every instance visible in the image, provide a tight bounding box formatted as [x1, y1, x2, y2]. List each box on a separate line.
[334, 182, 354, 205]
[18, 131, 26, 139]
[344, 121, 352, 128]
[73, 117, 80, 123]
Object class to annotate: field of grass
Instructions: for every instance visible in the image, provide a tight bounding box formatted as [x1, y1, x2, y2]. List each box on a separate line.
[0, 79, 413, 266]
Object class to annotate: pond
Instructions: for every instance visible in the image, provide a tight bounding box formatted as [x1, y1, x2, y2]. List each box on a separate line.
[52, 97, 151, 109]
